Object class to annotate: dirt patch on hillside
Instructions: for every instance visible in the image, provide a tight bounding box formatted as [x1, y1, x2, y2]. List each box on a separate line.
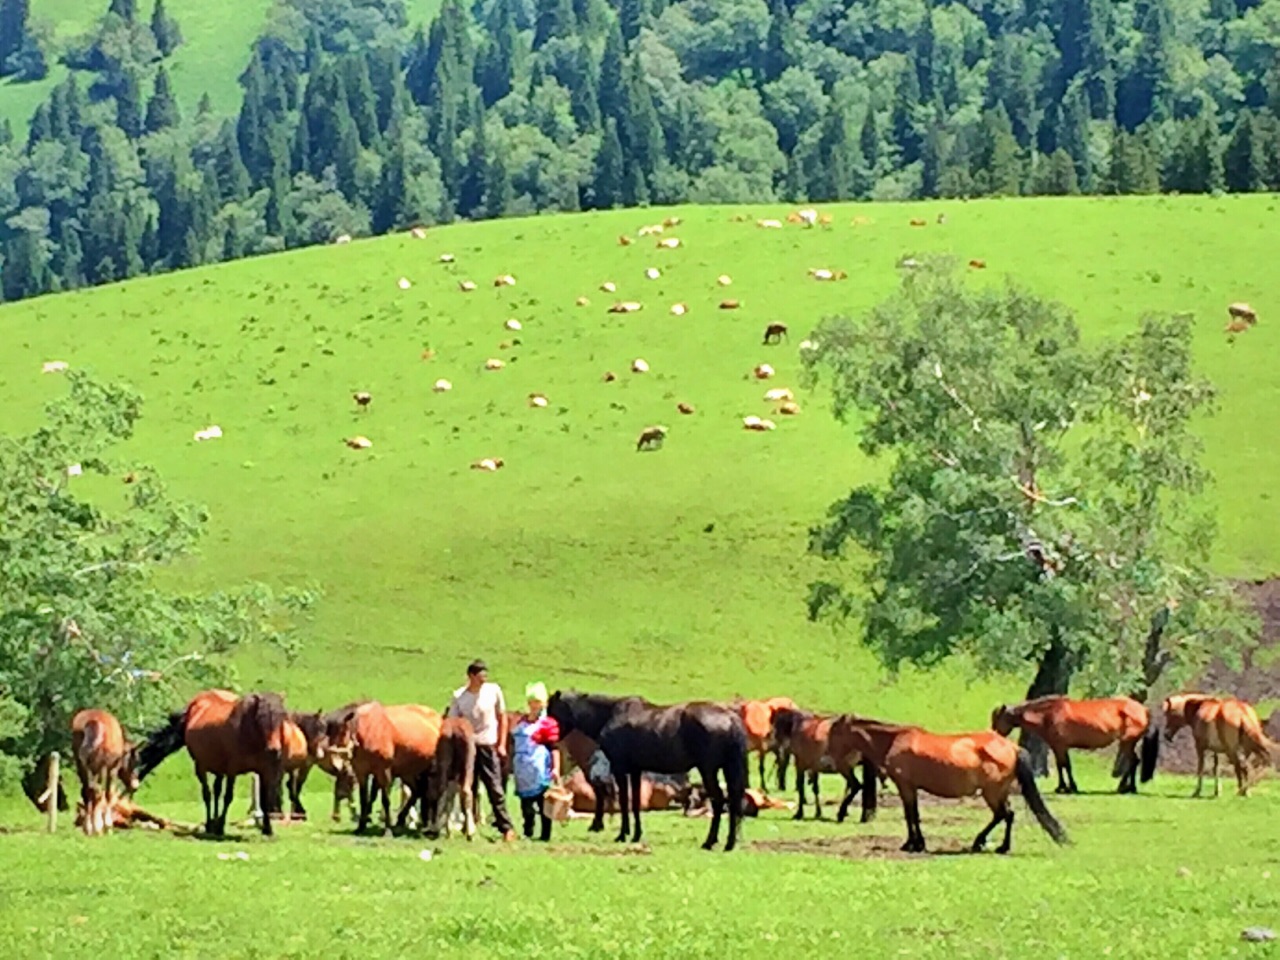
[751, 833, 999, 860]
[1159, 578, 1280, 774]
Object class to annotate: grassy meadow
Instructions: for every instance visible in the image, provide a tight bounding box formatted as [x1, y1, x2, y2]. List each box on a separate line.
[0, 196, 1278, 956]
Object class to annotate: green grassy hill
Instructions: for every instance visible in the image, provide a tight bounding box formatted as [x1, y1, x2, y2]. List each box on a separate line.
[1, 195, 1275, 732]
[2, 197, 1280, 959]
[0, 0, 445, 131]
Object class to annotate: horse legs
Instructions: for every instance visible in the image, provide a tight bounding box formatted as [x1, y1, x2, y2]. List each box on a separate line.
[776, 748, 789, 793]
[219, 776, 237, 836]
[1116, 742, 1138, 794]
[792, 766, 806, 821]
[290, 766, 309, 820]
[995, 802, 1016, 855]
[1213, 752, 1221, 798]
[757, 749, 766, 795]
[614, 772, 630, 843]
[1233, 750, 1248, 797]
[378, 773, 394, 838]
[972, 795, 1011, 853]
[629, 771, 643, 843]
[1053, 749, 1072, 793]
[811, 771, 823, 820]
[836, 766, 862, 823]
[355, 774, 372, 833]
[589, 780, 606, 833]
[197, 771, 214, 834]
[1192, 743, 1205, 797]
[899, 785, 924, 853]
[699, 767, 725, 851]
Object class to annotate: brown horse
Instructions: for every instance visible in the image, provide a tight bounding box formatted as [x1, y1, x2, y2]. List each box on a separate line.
[245, 715, 313, 821]
[769, 707, 878, 823]
[293, 705, 363, 822]
[502, 712, 615, 832]
[1162, 694, 1277, 797]
[829, 715, 1068, 854]
[76, 794, 171, 832]
[136, 688, 290, 837]
[735, 696, 796, 792]
[991, 696, 1160, 794]
[70, 708, 140, 836]
[425, 716, 477, 839]
[321, 701, 442, 836]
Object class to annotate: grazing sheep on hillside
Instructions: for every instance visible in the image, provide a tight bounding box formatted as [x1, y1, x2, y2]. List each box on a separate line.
[459, 280, 477, 291]
[1228, 302, 1258, 324]
[670, 303, 688, 316]
[494, 274, 516, 287]
[657, 237, 681, 249]
[819, 213, 833, 226]
[505, 319, 522, 331]
[719, 299, 740, 310]
[636, 425, 668, 451]
[353, 391, 372, 410]
[485, 358, 505, 370]
[809, 268, 835, 281]
[646, 268, 661, 280]
[909, 218, 927, 227]
[609, 301, 643, 314]
[619, 235, 634, 246]
[433, 379, 453, 392]
[600, 281, 617, 293]
[757, 219, 783, 229]
[763, 387, 793, 402]
[439, 253, 455, 263]
[638, 224, 664, 236]
[777, 401, 801, 415]
[575, 296, 590, 306]
[345, 435, 372, 449]
[528, 393, 548, 408]
[763, 323, 788, 344]
[717, 274, 732, 286]
[335, 234, 352, 244]
[786, 212, 802, 224]
[677, 402, 695, 415]
[631, 358, 650, 373]
[799, 339, 817, 352]
[663, 216, 682, 227]
[398, 277, 412, 289]
[742, 416, 776, 432]
[410, 227, 428, 239]
[1226, 319, 1251, 334]
[603, 371, 617, 382]
[42, 360, 69, 374]
[969, 259, 987, 269]
[194, 425, 223, 442]
[471, 457, 505, 472]
[753, 364, 775, 380]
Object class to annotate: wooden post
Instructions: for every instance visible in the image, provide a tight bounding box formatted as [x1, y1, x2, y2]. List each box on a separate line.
[46, 752, 60, 834]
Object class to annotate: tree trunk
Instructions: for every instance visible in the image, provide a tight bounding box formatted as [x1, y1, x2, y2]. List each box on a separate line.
[1020, 631, 1074, 776]
[1129, 603, 1172, 705]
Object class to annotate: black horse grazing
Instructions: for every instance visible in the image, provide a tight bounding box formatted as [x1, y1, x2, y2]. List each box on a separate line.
[546, 690, 748, 851]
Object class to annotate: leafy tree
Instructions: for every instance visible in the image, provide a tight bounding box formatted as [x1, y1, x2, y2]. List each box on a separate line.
[149, 0, 183, 56]
[144, 64, 181, 133]
[0, 373, 315, 799]
[802, 266, 1255, 772]
[0, 0, 31, 75]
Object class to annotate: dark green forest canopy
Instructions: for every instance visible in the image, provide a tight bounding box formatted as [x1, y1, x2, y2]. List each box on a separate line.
[2, 0, 1279, 303]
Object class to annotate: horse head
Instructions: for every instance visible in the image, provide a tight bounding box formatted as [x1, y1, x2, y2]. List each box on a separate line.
[1161, 694, 1197, 741]
[990, 704, 1015, 736]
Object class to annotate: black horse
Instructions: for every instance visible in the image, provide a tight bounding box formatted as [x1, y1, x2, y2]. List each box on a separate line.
[547, 690, 748, 851]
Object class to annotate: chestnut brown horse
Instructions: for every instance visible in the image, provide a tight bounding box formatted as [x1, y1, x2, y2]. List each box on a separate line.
[70, 708, 140, 836]
[768, 707, 878, 822]
[1162, 694, 1277, 797]
[547, 690, 747, 851]
[735, 696, 796, 792]
[293, 705, 363, 822]
[244, 714, 313, 821]
[423, 716, 477, 839]
[136, 688, 290, 837]
[829, 715, 1068, 854]
[990, 696, 1160, 794]
[320, 701, 442, 836]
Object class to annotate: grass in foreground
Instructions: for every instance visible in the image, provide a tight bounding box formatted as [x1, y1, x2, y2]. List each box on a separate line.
[1, 764, 1278, 959]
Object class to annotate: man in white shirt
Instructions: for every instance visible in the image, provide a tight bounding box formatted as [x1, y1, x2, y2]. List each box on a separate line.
[447, 659, 515, 842]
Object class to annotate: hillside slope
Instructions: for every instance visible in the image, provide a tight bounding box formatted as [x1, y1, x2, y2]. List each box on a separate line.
[0, 197, 1275, 728]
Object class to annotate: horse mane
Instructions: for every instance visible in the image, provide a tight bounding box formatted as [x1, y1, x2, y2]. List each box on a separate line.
[238, 691, 289, 753]
[290, 710, 325, 744]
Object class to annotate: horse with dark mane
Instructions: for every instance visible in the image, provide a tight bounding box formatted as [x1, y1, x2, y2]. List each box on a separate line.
[292, 707, 361, 822]
[135, 688, 290, 837]
[546, 690, 747, 851]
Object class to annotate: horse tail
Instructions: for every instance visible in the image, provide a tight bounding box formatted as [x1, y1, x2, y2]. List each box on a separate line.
[135, 709, 189, 782]
[1015, 749, 1069, 845]
[1139, 723, 1161, 783]
[725, 718, 749, 797]
[81, 717, 105, 760]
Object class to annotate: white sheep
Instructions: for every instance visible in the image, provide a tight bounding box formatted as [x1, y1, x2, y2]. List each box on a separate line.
[717, 274, 732, 286]
[528, 393, 549, 408]
[398, 277, 412, 290]
[459, 280, 477, 291]
[410, 227, 428, 239]
[600, 281, 617, 293]
[670, 303, 688, 316]
[657, 237, 681, 249]
[433, 379, 453, 392]
[439, 253, 456, 263]
[42, 360, 69, 374]
[631, 358, 650, 373]
[193, 425, 223, 442]
[764, 387, 793, 402]
[505, 319, 522, 331]
[345, 436, 373, 449]
[757, 219, 783, 229]
[485, 358, 505, 371]
[753, 363, 775, 380]
[645, 268, 661, 280]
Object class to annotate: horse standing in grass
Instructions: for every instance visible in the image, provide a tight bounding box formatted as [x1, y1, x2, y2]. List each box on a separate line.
[294, 704, 365, 822]
[734, 696, 796, 792]
[71, 709, 140, 836]
[769, 707, 878, 823]
[828, 715, 1068, 855]
[1162, 694, 1277, 797]
[423, 716, 477, 840]
[321, 701, 442, 835]
[990, 696, 1160, 794]
[546, 690, 747, 851]
[136, 689, 290, 837]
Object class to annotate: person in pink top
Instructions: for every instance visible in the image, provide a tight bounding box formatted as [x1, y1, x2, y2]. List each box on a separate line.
[512, 681, 560, 841]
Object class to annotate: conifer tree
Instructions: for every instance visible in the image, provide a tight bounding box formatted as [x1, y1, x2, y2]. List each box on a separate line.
[150, 0, 183, 56]
[592, 117, 624, 209]
[1223, 110, 1264, 193]
[116, 68, 144, 139]
[145, 64, 181, 133]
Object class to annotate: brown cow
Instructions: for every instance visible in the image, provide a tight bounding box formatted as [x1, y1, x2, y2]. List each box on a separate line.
[762, 322, 788, 345]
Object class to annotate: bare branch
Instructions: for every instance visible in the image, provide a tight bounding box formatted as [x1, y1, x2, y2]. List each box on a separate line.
[1013, 478, 1080, 508]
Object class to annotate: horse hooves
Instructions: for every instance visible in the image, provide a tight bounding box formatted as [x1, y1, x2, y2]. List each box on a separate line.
[860, 811, 876, 824]
[701, 840, 717, 851]
[791, 812, 804, 822]
[614, 834, 628, 843]
[996, 845, 1011, 855]
[588, 824, 604, 833]
[971, 841, 986, 853]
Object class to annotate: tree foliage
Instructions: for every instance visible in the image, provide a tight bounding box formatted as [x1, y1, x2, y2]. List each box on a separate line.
[0, 373, 317, 795]
[801, 265, 1255, 713]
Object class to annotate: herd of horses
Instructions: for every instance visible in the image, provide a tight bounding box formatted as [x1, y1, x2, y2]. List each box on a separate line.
[51, 685, 1278, 856]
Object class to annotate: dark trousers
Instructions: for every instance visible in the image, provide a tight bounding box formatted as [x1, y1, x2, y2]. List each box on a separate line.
[472, 745, 514, 835]
[520, 791, 552, 841]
